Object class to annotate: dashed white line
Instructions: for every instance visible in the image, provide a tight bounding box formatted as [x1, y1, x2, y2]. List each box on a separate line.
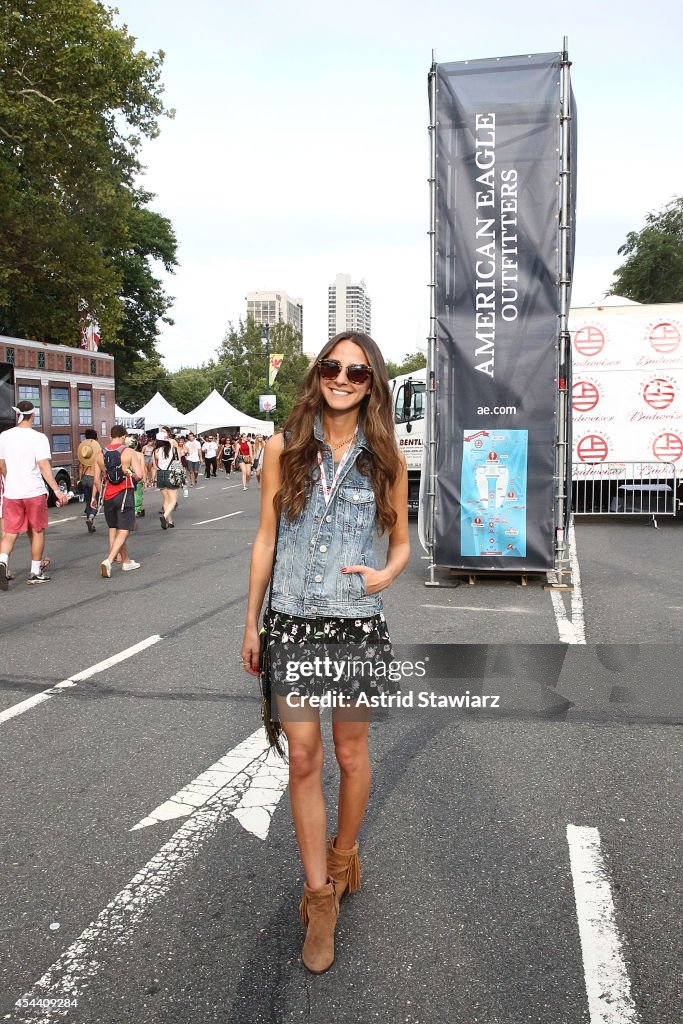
[0, 636, 162, 726]
[567, 824, 639, 1023]
[46, 516, 80, 525]
[8, 734, 289, 1022]
[192, 511, 244, 526]
[130, 727, 288, 839]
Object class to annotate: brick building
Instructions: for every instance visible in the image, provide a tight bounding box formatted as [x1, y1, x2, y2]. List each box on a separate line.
[0, 334, 115, 488]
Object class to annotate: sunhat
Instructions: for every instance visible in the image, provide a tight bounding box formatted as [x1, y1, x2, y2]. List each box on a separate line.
[77, 440, 97, 466]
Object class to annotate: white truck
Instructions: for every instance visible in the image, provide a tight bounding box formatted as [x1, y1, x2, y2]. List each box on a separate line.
[390, 299, 683, 515]
[390, 367, 427, 511]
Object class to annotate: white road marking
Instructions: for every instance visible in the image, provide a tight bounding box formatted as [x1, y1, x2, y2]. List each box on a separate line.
[422, 604, 536, 614]
[567, 824, 639, 1023]
[0, 636, 162, 726]
[192, 511, 244, 526]
[9, 736, 289, 1022]
[548, 519, 586, 644]
[130, 727, 289, 839]
[567, 520, 586, 640]
[46, 516, 79, 525]
[221, 484, 241, 490]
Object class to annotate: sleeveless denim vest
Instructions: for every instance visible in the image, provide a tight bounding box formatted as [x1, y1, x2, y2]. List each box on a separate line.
[270, 416, 383, 619]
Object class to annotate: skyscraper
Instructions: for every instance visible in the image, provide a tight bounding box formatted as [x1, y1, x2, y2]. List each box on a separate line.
[328, 273, 371, 339]
[246, 290, 303, 339]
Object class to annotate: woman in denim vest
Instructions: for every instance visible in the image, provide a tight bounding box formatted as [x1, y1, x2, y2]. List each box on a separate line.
[241, 331, 409, 973]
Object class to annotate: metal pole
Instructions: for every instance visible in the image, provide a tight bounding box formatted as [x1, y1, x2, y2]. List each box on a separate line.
[555, 37, 572, 570]
[263, 324, 270, 421]
[425, 55, 439, 587]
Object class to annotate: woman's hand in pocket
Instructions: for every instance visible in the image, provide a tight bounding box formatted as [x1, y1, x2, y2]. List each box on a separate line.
[341, 565, 392, 595]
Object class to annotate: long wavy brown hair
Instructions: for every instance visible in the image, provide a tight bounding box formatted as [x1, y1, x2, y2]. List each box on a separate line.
[275, 332, 401, 533]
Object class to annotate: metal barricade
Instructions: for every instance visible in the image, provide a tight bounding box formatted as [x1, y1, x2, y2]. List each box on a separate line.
[572, 462, 678, 528]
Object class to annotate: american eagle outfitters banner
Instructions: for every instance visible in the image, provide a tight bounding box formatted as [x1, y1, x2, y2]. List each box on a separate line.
[432, 53, 576, 570]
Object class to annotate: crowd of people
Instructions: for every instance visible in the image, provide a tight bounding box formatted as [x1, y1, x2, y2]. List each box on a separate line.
[0, 402, 266, 587]
[137, 430, 265, 490]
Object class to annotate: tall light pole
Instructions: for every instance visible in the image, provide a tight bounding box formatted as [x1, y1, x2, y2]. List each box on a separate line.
[262, 323, 270, 421]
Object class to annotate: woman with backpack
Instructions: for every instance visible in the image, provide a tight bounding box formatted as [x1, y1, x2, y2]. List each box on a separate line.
[153, 431, 181, 529]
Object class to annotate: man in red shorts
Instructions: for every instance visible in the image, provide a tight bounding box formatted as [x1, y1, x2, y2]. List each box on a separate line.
[0, 400, 68, 589]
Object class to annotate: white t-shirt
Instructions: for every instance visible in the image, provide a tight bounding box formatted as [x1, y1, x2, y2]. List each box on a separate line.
[0, 426, 52, 499]
[185, 439, 202, 462]
[202, 441, 218, 459]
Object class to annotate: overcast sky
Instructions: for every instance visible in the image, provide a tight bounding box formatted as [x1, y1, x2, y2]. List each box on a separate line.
[112, 0, 683, 371]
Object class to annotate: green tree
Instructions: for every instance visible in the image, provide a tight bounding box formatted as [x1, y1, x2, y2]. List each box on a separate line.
[164, 362, 224, 415]
[114, 349, 167, 412]
[215, 317, 309, 426]
[0, 0, 176, 356]
[610, 196, 683, 303]
[110, 191, 177, 395]
[385, 351, 427, 379]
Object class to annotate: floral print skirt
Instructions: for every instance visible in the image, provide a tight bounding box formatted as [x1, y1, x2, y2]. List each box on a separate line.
[264, 609, 395, 705]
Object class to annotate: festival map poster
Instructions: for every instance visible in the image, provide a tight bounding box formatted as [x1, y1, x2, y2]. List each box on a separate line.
[460, 430, 528, 557]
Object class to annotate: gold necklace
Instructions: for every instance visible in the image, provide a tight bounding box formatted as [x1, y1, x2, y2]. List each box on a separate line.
[325, 432, 356, 451]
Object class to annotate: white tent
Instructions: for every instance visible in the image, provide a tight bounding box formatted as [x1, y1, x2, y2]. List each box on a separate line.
[114, 403, 132, 419]
[130, 391, 191, 430]
[184, 390, 275, 436]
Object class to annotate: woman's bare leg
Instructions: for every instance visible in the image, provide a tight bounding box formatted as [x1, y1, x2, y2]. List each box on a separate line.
[278, 705, 328, 890]
[161, 489, 177, 523]
[332, 719, 371, 849]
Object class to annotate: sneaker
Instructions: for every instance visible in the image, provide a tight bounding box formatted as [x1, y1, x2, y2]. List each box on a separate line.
[27, 573, 51, 585]
[100, 559, 112, 578]
[121, 560, 141, 572]
[86, 517, 96, 533]
[0, 562, 8, 591]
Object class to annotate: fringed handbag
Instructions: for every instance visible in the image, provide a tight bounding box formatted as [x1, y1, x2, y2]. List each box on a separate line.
[258, 520, 286, 758]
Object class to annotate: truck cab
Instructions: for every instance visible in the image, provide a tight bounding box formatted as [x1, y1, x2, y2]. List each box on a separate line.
[390, 368, 426, 511]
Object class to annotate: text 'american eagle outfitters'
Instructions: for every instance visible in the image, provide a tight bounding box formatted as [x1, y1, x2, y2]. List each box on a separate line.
[473, 113, 520, 379]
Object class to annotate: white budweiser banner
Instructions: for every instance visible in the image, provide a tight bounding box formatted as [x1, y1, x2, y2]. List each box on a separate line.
[570, 303, 683, 478]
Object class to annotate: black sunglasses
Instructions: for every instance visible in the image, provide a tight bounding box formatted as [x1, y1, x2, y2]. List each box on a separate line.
[318, 358, 373, 385]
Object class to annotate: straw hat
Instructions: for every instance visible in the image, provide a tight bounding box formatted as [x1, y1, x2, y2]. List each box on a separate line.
[77, 440, 98, 466]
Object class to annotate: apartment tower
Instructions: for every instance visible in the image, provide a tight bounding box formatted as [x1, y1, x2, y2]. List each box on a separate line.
[246, 290, 303, 339]
[328, 273, 371, 339]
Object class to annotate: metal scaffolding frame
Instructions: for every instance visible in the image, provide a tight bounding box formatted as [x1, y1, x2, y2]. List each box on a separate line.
[554, 37, 573, 569]
[426, 56, 438, 586]
[424, 42, 574, 584]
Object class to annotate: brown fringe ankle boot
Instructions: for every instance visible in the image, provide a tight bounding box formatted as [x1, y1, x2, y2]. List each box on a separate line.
[299, 878, 339, 973]
[326, 836, 361, 901]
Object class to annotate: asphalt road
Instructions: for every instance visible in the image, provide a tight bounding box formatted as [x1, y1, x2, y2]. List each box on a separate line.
[0, 479, 680, 1024]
